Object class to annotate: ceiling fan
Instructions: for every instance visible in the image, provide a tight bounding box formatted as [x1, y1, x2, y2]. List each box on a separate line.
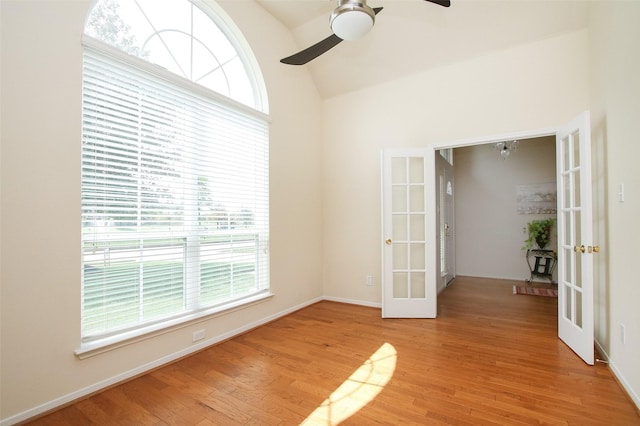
[280, 0, 451, 65]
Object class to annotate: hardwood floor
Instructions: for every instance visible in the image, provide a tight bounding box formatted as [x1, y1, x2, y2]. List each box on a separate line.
[28, 277, 639, 425]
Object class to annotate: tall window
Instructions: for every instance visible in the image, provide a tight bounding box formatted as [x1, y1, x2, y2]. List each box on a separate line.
[81, 0, 269, 347]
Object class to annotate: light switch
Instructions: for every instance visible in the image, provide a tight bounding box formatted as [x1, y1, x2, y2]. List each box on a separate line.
[618, 183, 625, 203]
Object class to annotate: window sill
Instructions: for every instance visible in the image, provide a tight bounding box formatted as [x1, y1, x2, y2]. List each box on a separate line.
[75, 291, 274, 359]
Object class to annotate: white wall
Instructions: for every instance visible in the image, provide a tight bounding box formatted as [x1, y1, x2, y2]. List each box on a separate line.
[588, 0, 640, 408]
[454, 137, 557, 281]
[3, 0, 639, 422]
[0, 0, 324, 422]
[322, 30, 589, 304]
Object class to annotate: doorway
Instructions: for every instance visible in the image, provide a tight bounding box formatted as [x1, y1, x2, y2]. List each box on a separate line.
[382, 112, 595, 365]
[443, 136, 557, 285]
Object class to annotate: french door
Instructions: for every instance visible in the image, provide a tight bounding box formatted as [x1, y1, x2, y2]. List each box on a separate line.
[381, 149, 436, 318]
[556, 111, 595, 365]
[381, 113, 595, 366]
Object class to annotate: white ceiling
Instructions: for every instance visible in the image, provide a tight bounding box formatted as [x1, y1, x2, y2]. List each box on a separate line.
[255, 0, 590, 99]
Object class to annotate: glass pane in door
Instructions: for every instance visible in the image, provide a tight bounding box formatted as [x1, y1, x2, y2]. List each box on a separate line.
[576, 290, 583, 328]
[409, 157, 424, 183]
[575, 245, 583, 288]
[573, 130, 580, 169]
[410, 186, 424, 212]
[393, 244, 408, 269]
[390, 157, 427, 301]
[410, 243, 425, 269]
[393, 215, 408, 240]
[410, 215, 425, 240]
[392, 158, 406, 183]
[575, 170, 581, 207]
[563, 247, 572, 283]
[392, 187, 407, 212]
[410, 272, 426, 298]
[393, 272, 408, 298]
[565, 286, 573, 321]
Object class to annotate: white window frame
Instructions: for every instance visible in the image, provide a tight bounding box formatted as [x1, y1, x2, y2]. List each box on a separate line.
[77, 1, 270, 356]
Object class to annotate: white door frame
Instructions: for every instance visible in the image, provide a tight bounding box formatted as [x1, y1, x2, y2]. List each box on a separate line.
[436, 152, 456, 292]
[381, 128, 558, 319]
[424, 128, 559, 250]
[423, 122, 593, 363]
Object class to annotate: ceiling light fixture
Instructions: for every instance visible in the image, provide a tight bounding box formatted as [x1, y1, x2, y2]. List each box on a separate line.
[330, 1, 376, 41]
[495, 140, 519, 159]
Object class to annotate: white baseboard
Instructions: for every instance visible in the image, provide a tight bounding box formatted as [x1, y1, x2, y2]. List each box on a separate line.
[594, 338, 640, 411]
[322, 295, 381, 309]
[608, 361, 640, 411]
[0, 297, 323, 426]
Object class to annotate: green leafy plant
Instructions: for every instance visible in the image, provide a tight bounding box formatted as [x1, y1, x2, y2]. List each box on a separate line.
[523, 218, 556, 250]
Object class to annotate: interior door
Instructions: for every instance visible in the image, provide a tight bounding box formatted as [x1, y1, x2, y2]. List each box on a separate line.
[556, 111, 595, 365]
[436, 152, 455, 292]
[382, 149, 436, 318]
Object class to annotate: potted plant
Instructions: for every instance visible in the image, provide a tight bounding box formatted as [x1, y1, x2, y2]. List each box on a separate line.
[523, 218, 555, 250]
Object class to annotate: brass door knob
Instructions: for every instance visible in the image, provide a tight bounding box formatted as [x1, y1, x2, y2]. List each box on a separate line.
[574, 245, 586, 253]
[385, 238, 392, 245]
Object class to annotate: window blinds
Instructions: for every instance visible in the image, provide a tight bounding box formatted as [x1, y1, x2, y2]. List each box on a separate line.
[81, 49, 269, 343]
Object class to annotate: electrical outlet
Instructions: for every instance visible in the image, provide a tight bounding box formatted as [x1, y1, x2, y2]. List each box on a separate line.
[192, 329, 205, 342]
[366, 275, 373, 286]
[620, 324, 626, 345]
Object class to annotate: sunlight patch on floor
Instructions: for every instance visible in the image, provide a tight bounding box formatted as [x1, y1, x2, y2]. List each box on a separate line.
[301, 342, 397, 425]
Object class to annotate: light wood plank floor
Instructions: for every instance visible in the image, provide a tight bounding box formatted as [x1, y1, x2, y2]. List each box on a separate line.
[28, 277, 639, 425]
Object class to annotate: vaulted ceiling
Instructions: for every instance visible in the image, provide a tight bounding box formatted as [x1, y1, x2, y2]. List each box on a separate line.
[255, 0, 590, 99]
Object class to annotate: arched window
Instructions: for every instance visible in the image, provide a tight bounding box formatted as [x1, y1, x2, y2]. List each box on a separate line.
[79, 0, 270, 352]
[85, 0, 266, 110]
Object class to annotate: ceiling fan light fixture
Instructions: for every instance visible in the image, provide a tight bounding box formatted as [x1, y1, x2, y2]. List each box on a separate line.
[330, 2, 375, 41]
[495, 140, 519, 160]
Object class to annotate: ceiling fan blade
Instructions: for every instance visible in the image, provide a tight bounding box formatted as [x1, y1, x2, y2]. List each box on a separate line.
[425, 0, 451, 7]
[280, 7, 384, 66]
[280, 34, 343, 65]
